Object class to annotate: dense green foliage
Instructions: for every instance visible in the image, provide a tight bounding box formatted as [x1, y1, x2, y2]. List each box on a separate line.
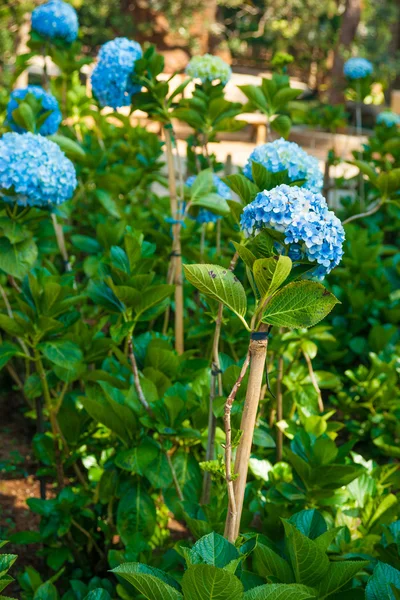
[1, 7, 400, 600]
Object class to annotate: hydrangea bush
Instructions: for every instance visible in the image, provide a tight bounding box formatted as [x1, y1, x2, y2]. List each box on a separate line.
[91, 37, 143, 109]
[343, 57, 373, 80]
[0, 132, 77, 207]
[377, 111, 400, 127]
[186, 53, 232, 85]
[7, 86, 62, 135]
[240, 184, 345, 276]
[186, 174, 231, 223]
[243, 138, 323, 193]
[31, 0, 79, 44]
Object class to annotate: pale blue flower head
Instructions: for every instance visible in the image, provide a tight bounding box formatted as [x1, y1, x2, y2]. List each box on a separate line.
[31, 0, 78, 44]
[343, 57, 373, 80]
[243, 138, 323, 193]
[240, 184, 344, 277]
[7, 86, 62, 136]
[91, 37, 143, 109]
[376, 111, 400, 128]
[186, 174, 231, 223]
[0, 132, 77, 208]
[186, 54, 232, 86]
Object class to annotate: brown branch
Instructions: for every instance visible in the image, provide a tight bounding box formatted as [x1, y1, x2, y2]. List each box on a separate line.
[303, 351, 324, 412]
[128, 337, 151, 414]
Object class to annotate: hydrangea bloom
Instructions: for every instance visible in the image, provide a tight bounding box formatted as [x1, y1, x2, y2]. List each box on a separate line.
[186, 174, 231, 223]
[343, 57, 373, 80]
[377, 111, 400, 127]
[243, 138, 323, 194]
[240, 184, 344, 276]
[7, 86, 62, 136]
[91, 37, 143, 109]
[0, 132, 77, 208]
[186, 54, 232, 85]
[31, 0, 78, 44]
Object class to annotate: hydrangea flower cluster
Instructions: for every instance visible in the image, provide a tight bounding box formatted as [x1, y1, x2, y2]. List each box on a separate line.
[186, 54, 232, 86]
[377, 111, 400, 128]
[240, 184, 345, 277]
[91, 37, 143, 109]
[343, 57, 373, 80]
[0, 132, 77, 208]
[7, 86, 62, 136]
[31, 0, 79, 44]
[186, 174, 231, 223]
[243, 139, 323, 194]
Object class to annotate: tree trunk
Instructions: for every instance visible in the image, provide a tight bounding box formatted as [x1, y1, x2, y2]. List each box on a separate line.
[328, 0, 361, 104]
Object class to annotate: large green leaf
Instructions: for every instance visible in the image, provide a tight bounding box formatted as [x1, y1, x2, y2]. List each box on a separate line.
[316, 561, 369, 598]
[366, 562, 400, 600]
[184, 264, 247, 323]
[135, 285, 174, 318]
[0, 555, 17, 579]
[263, 281, 339, 328]
[223, 174, 259, 205]
[112, 563, 182, 600]
[0, 342, 20, 370]
[117, 485, 157, 545]
[0, 237, 38, 278]
[84, 590, 112, 600]
[253, 541, 294, 583]
[190, 533, 239, 568]
[191, 193, 230, 216]
[271, 115, 292, 138]
[38, 341, 83, 368]
[243, 583, 316, 600]
[253, 256, 292, 298]
[283, 520, 330, 586]
[33, 582, 59, 600]
[182, 564, 243, 600]
[288, 510, 327, 540]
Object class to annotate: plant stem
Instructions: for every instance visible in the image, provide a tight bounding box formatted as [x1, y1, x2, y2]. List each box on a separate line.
[224, 326, 268, 541]
[166, 450, 184, 501]
[223, 350, 251, 542]
[51, 213, 72, 272]
[216, 220, 221, 256]
[303, 351, 324, 412]
[342, 200, 383, 225]
[35, 351, 64, 489]
[71, 518, 105, 560]
[202, 251, 239, 504]
[275, 355, 284, 461]
[127, 336, 151, 414]
[164, 126, 184, 354]
[200, 224, 206, 263]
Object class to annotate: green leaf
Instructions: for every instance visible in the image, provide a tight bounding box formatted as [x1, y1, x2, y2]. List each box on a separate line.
[181, 564, 243, 600]
[189, 170, 214, 199]
[288, 510, 327, 540]
[271, 115, 292, 138]
[283, 520, 329, 586]
[33, 582, 59, 600]
[48, 135, 86, 161]
[38, 341, 83, 368]
[272, 87, 302, 110]
[263, 281, 339, 328]
[0, 237, 38, 279]
[190, 533, 239, 568]
[135, 285, 174, 318]
[183, 264, 247, 324]
[317, 560, 369, 598]
[117, 485, 157, 545]
[87, 280, 125, 313]
[366, 562, 400, 600]
[253, 256, 292, 299]
[223, 174, 259, 205]
[112, 563, 182, 600]
[253, 541, 294, 583]
[243, 583, 316, 600]
[191, 193, 230, 216]
[84, 590, 112, 600]
[12, 103, 35, 132]
[239, 85, 268, 112]
[0, 555, 17, 579]
[352, 160, 378, 184]
[0, 314, 25, 336]
[232, 243, 257, 270]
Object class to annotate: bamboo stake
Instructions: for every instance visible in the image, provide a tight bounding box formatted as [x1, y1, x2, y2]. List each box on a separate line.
[224, 327, 268, 540]
[164, 127, 184, 354]
[275, 355, 284, 461]
[51, 213, 72, 272]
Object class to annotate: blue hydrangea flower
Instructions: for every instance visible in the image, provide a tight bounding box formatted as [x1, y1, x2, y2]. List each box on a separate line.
[376, 111, 400, 128]
[243, 138, 323, 194]
[240, 184, 344, 276]
[186, 174, 231, 223]
[91, 37, 143, 109]
[31, 0, 78, 44]
[0, 132, 77, 208]
[343, 58, 373, 80]
[186, 54, 232, 86]
[7, 86, 62, 136]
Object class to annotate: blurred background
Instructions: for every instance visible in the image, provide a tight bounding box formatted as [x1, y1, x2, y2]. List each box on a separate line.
[1, 0, 399, 107]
